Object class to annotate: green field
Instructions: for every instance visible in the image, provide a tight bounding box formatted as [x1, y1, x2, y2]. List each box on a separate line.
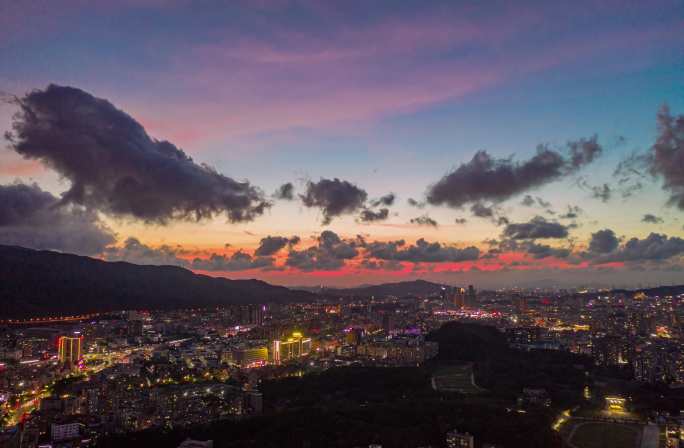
[570, 422, 641, 448]
[431, 364, 482, 394]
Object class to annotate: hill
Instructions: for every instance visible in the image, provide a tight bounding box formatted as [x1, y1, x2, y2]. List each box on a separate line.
[0, 245, 314, 318]
[313, 279, 450, 298]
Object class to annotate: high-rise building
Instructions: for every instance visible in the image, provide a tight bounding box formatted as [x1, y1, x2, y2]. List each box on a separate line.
[465, 285, 477, 309]
[446, 429, 474, 448]
[57, 334, 82, 367]
[239, 304, 264, 326]
[272, 332, 311, 364]
[453, 287, 466, 309]
[382, 313, 395, 335]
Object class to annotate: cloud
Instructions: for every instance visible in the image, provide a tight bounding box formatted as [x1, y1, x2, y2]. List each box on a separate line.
[0, 182, 115, 255]
[454, 217, 467, 224]
[642, 214, 664, 224]
[274, 182, 294, 200]
[470, 202, 494, 218]
[499, 239, 571, 259]
[410, 214, 438, 227]
[5, 84, 269, 223]
[364, 238, 479, 263]
[254, 235, 300, 256]
[191, 251, 274, 271]
[285, 230, 359, 271]
[595, 232, 684, 263]
[587, 229, 619, 254]
[407, 198, 426, 208]
[426, 136, 601, 208]
[559, 205, 582, 219]
[521, 195, 551, 208]
[370, 193, 395, 207]
[647, 106, 684, 209]
[104, 237, 186, 266]
[591, 183, 611, 202]
[300, 178, 368, 224]
[502, 216, 569, 239]
[359, 207, 389, 222]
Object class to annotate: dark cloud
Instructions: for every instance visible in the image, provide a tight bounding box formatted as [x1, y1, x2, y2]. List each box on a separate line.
[521, 195, 551, 208]
[105, 237, 275, 271]
[191, 251, 274, 271]
[370, 193, 395, 207]
[591, 183, 611, 202]
[470, 202, 494, 218]
[407, 198, 426, 208]
[595, 233, 684, 263]
[454, 217, 467, 224]
[285, 230, 359, 271]
[521, 195, 535, 207]
[5, 85, 268, 223]
[503, 216, 569, 240]
[364, 238, 479, 263]
[0, 182, 115, 255]
[559, 205, 582, 219]
[104, 237, 187, 266]
[410, 214, 438, 227]
[648, 106, 684, 209]
[274, 182, 294, 200]
[254, 235, 300, 256]
[300, 178, 368, 225]
[499, 239, 571, 259]
[588, 229, 619, 254]
[642, 214, 664, 224]
[426, 136, 601, 208]
[359, 208, 389, 222]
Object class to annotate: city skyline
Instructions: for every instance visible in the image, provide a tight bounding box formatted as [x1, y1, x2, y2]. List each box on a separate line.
[1, 0, 684, 288]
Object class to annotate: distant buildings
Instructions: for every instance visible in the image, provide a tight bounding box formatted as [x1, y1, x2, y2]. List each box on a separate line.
[446, 429, 474, 448]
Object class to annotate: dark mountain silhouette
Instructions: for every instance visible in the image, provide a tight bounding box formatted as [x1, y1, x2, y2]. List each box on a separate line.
[311, 279, 451, 298]
[0, 245, 315, 318]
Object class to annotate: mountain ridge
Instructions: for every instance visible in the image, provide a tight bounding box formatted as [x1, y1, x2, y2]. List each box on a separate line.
[0, 245, 315, 318]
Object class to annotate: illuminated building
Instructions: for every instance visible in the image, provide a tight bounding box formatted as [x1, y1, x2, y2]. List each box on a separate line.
[446, 429, 474, 448]
[272, 332, 311, 364]
[605, 396, 626, 413]
[232, 346, 268, 368]
[57, 334, 83, 367]
[453, 287, 466, 309]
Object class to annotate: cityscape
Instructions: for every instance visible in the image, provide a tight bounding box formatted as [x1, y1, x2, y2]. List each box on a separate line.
[1, 1, 684, 447]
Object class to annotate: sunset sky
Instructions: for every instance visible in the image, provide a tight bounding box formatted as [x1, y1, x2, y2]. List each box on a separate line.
[1, 0, 684, 288]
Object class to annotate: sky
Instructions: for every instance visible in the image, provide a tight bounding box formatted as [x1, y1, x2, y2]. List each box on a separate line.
[1, 0, 684, 289]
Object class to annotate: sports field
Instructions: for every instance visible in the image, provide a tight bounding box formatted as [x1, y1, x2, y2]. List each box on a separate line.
[431, 364, 482, 394]
[569, 422, 641, 448]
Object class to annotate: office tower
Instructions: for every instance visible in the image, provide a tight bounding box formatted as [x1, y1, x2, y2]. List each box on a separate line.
[57, 334, 82, 367]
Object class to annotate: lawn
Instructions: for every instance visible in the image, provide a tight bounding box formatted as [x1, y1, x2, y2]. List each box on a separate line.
[570, 422, 641, 448]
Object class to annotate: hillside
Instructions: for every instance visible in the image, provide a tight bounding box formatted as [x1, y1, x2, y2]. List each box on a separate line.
[313, 279, 449, 298]
[0, 245, 314, 318]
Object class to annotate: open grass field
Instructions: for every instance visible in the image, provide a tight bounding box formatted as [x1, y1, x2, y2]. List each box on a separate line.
[570, 422, 641, 448]
[431, 364, 482, 394]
